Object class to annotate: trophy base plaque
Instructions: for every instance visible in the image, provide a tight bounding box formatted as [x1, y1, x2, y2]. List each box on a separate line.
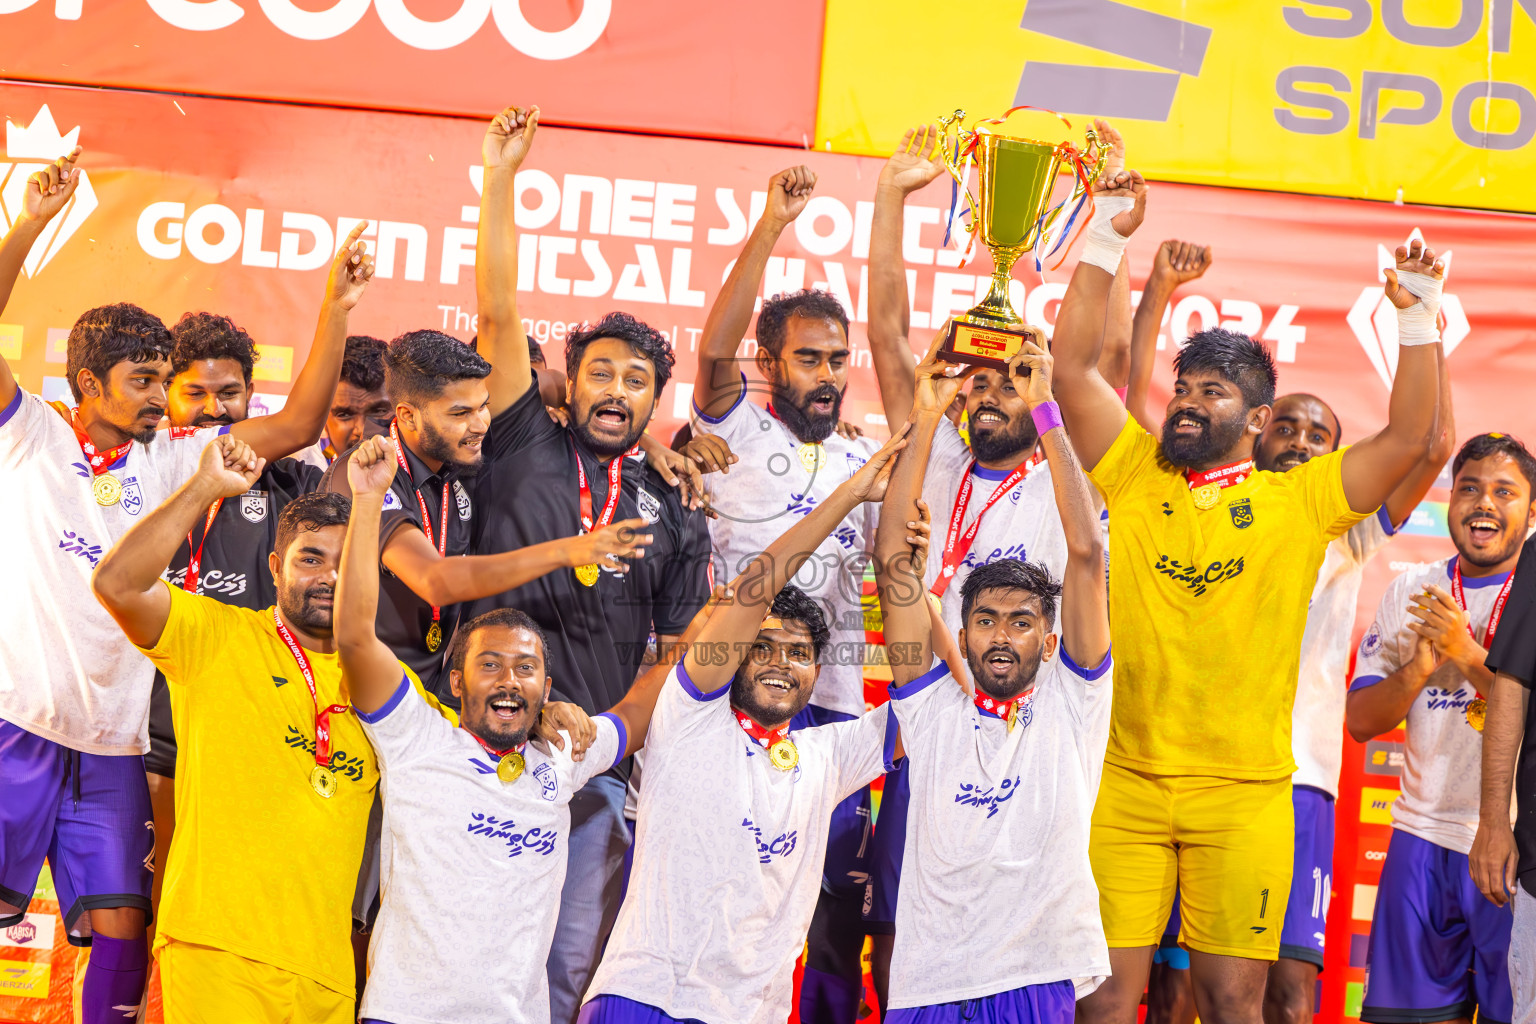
[940, 317, 1035, 371]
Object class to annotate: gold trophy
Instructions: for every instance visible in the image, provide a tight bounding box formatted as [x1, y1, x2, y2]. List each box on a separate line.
[936, 108, 1103, 368]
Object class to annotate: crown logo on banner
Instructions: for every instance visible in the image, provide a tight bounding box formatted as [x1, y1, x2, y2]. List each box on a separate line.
[1346, 230, 1469, 390]
[1, 105, 99, 278]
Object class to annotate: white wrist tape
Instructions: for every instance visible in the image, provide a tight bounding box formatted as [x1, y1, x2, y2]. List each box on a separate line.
[1394, 268, 1444, 347]
[1078, 196, 1134, 275]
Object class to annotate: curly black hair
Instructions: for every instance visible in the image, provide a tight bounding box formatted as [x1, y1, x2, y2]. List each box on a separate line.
[768, 584, 831, 660]
[755, 289, 850, 359]
[451, 607, 550, 673]
[274, 492, 350, 560]
[959, 559, 1063, 630]
[1453, 432, 1536, 492]
[169, 312, 258, 384]
[565, 312, 674, 394]
[384, 329, 492, 407]
[66, 303, 174, 402]
[1173, 328, 1278, 411]
[340, 335, 387, 393]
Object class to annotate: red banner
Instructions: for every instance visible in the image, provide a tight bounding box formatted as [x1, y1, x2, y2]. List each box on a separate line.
[0, 0, 825, 146]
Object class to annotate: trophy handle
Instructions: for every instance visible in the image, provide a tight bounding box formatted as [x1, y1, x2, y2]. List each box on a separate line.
[936, 109, 980, 247]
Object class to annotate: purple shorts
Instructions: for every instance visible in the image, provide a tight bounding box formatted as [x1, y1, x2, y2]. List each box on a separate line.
[0, 719, 153, 943]
[886, 979, 1076, 1024]
[578, 995, 707, 1024]
[1280, 785, 1334, 969]
[863, 754, 909, 933]
[1361, 829, 1513, 1024]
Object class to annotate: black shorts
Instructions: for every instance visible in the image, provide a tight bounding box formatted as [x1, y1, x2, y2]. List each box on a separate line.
[144, 671, 176, 779]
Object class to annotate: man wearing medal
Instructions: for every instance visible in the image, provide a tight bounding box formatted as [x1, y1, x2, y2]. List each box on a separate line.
[580, 428, 909, 1024]
[1345, 433, 1536, 1024]
[466, 105, 714, 1024]
[0, 150, 376, 1023]
[1048, 162, 1446, 1021]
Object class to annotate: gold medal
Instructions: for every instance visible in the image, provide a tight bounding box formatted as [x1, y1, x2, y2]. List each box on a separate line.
[1192, 483, 1220, 510]
[310, 764, 337, 799]
[768, 738, 799, 772]
[575, 563, 600, 587]
[497, 751, 526, 784]
[797, 443, 825, 474]
[1466, 697, 1487, 732]
[425, 621, 442, 652]
[92, 473, 123, 507]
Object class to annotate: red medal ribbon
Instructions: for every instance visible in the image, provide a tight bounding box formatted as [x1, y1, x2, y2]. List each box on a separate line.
[182, 499, 223, 594]
[931, 455, 1044, 599]
[467, 731, 526, 760]
[572, 438, 637, 533]
[1449, 558, 1516, 702]
[973, 686, 1034, 725]
[733, 708, 790, 751]
[52, 403, 134, 477]
[272, 608, 348, 772]
[391, 420, 451, 629]
[1184, 458, 1254, 492]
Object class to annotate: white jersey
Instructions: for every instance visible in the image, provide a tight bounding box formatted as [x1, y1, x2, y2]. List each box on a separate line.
[692, 381, 879, 715]
[357, 678, 622, 1024]
[1292, 508, 1396, 797]
[921, 417, 1070, 641]
[586, 663, 889, 1024]
[0, 389, 218, 754]
[1351, 556, 1517, 853]
[887, 652, 1113, 1008]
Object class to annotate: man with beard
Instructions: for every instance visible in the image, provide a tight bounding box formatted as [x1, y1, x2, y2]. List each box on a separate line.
[298, 334, 393, 469]
[1346, 433, 1535, 1024]
[0, 149, 373, 1024]
[465, 105, 713, 1024]
[1048, 166, 1445, 1024]
[91, 438, 381, 1022]
[580, 429, 907, 1024]
[335, 433, 687, 1024]
[871, 328, 1112, 1023]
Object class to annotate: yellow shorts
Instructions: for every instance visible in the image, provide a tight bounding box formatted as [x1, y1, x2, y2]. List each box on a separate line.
[1089, 762, 1293, 960]
[158, 939, 353, 1024]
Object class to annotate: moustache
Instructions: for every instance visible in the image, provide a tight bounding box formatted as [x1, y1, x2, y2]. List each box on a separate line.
[138, 406, 166, 420]
[1276, 450, 1310, 466]
[984, 646, 1018, 664]
[303, 586, 334, 602]
[804, 385, 840, 405]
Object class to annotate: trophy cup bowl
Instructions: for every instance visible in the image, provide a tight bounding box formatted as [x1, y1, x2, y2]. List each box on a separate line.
[936, 110, 1101, 369]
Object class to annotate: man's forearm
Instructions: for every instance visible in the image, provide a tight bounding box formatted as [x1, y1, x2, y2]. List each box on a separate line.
[337, 493, 387, 650]
[1479, 673, 1526, 825]
[696, 216, 786, 407]
[868, 185, 918, 426]
[1346, 668, 1426, 742]
[95, 474, 221, 601]
[264, 300, 349, 453]
[1126, 273, 1175, 430]
[0, 217, 43, 318]
[874, 412, 938, 679]
[477, 164, 532, 412]
[1097, 257, 1132, 389]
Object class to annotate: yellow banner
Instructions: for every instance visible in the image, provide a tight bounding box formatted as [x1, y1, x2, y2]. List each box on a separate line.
[816, 0, 1536, 212]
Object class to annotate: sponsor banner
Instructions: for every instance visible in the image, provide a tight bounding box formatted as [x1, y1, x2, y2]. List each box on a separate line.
[816, 0, 1536, 212]
[0, 0, 824, 146]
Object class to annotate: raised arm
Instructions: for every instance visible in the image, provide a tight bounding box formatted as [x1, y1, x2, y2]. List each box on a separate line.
[1050, 160, 1146, 471]
[1337, 236, 1442, 513]
[684, 426, 909, 693]
[0, 146, 83, 410]
[1008, 339, 1109, 668]
[1126, 240, 1212, 432]
[1470, 672, 1527, 906]
[1090, 125, 1131, 392]
[231, 223, 373, 460]
[868, 126, 946, 427]
[1382, 344, 1454, 526]
[694, 166, 816, 418]
[478, 105, 540, 417]
[92, 436, 264, 648]
[335, 436, 413, 712]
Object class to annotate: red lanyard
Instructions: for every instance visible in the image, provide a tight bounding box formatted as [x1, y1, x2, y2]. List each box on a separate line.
[54, 404, 133, 476]
[272, 608, 349, 773]
[931, 454, 1043, 598]
[468, 730, 526, 760]
[572, 438, 634, 533]
[974, 686, 1034, 729]
[733, 708, 790, 750]
[182, 499, 223, 593]
[1184, 458, 1254, 491]
[391, 421, 450, 628]
[1450, 559, 1516, 702]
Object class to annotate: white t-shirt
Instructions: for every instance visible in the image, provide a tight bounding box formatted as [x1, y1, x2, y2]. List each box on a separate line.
[887, 651, 1113, 1008]
[1351, 556, 1517, 853]
[585, 663, 889, 1024]
[1292, 508, 1396, 798]
[692, 381, 879, 716]
[357, 678, 623, 1024]
[0, 389, 219, 754]
[920, 418, 1071, 641]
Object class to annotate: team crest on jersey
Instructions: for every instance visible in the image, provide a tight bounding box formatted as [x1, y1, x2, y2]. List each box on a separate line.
[636, 485, 661, 525]
[1360, 623, 1384, 658]
[120, 478, 144, 516]
[845, 453, 867, 475]
[239, 489, 268, 523]
[381, 490, 402, 511]
[532, 761, 559, 801]
[1229, 498, 1254, 530]
[453, 480, 472, 521]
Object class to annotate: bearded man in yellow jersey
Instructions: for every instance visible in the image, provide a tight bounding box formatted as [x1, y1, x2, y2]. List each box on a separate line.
[1048, 168, 1446, 1024]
